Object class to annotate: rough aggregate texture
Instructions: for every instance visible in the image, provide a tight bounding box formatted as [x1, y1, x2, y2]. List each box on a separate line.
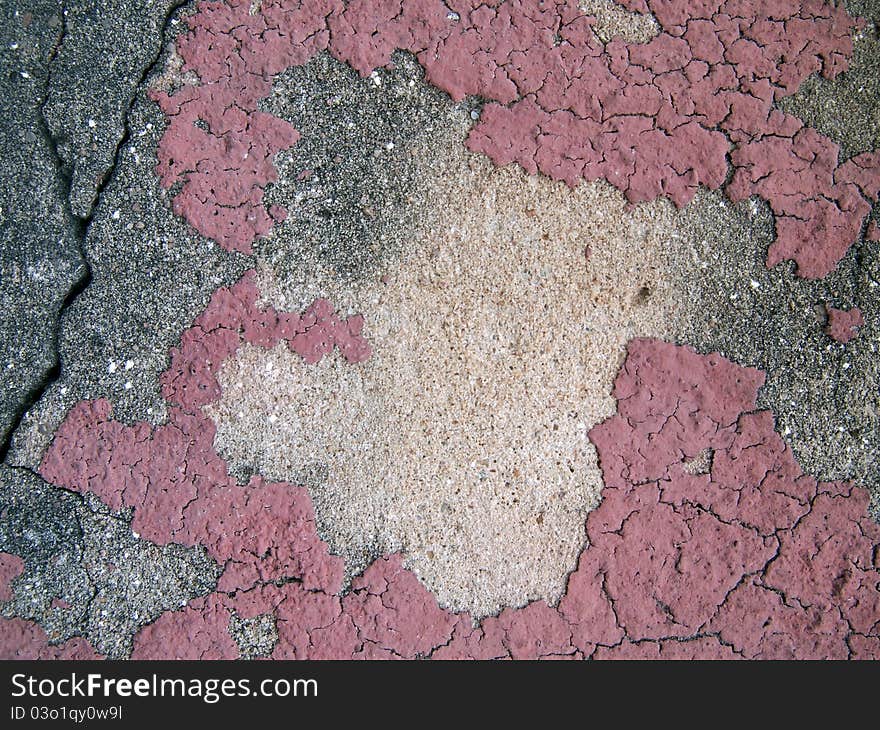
[6, 8, 251, 468]
[0, 0, 87, 453]
[257, 50, 481, 282]
[579, 0, 659, 43]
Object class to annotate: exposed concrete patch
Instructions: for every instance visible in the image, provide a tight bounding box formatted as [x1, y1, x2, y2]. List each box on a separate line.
[207, 129, 696, 617]
[579, 0, 659, 44]
[0, 465, 220, 659]
[258, 51, 481, 282]
[229, 611, 278, 659]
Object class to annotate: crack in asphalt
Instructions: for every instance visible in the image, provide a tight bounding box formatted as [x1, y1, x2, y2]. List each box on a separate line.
[0, 0, 188, 465]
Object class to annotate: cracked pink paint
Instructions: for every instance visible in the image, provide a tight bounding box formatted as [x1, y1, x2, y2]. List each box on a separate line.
[0, 620, 103, 660]
[825, 304, 864, 343]
[153, 0, 880, 277]
[0, 552, 24, 603]
[28, 274, 880, 660]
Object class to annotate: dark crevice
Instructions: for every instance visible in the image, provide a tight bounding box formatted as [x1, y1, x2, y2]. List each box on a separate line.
[0, 0, 188, 466]
[75, 0, 189, 225]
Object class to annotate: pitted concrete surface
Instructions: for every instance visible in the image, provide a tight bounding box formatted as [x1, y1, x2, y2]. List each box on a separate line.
[1, 0, 879, 659]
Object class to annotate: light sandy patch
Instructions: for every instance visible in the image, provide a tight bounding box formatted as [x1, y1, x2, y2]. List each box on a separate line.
[580, 0, 660, 44]
[204, 138, 695, 617]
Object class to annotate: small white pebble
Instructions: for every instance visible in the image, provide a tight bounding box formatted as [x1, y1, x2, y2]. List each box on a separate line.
[108, 361, 117, 374]
[87, 118, 96, 129]
[124, 359, 134, 371]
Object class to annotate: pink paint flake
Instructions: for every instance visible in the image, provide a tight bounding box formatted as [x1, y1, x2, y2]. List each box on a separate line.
[0, 552, 24, 603]
[0, 619, 103, 660]
[825, 305, 864, 343]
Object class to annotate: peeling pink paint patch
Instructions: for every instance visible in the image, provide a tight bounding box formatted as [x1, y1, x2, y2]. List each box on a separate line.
[0, 552, 24, 602]
[40, 397, 346, 596]
[342, 555, 458, 659]
[0, 619, 103, 660]
[825, 305, 864, 343]
[37, 304, 880, 657]
[152, 0, 879, 277]
[867, 221, 880, 242]
[161, 270, 371, 413]
[132, 594, 239, 660]
[729, 130, 880, 278]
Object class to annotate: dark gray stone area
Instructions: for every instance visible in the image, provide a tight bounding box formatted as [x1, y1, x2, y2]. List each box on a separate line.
[0, 1, 86, 456]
